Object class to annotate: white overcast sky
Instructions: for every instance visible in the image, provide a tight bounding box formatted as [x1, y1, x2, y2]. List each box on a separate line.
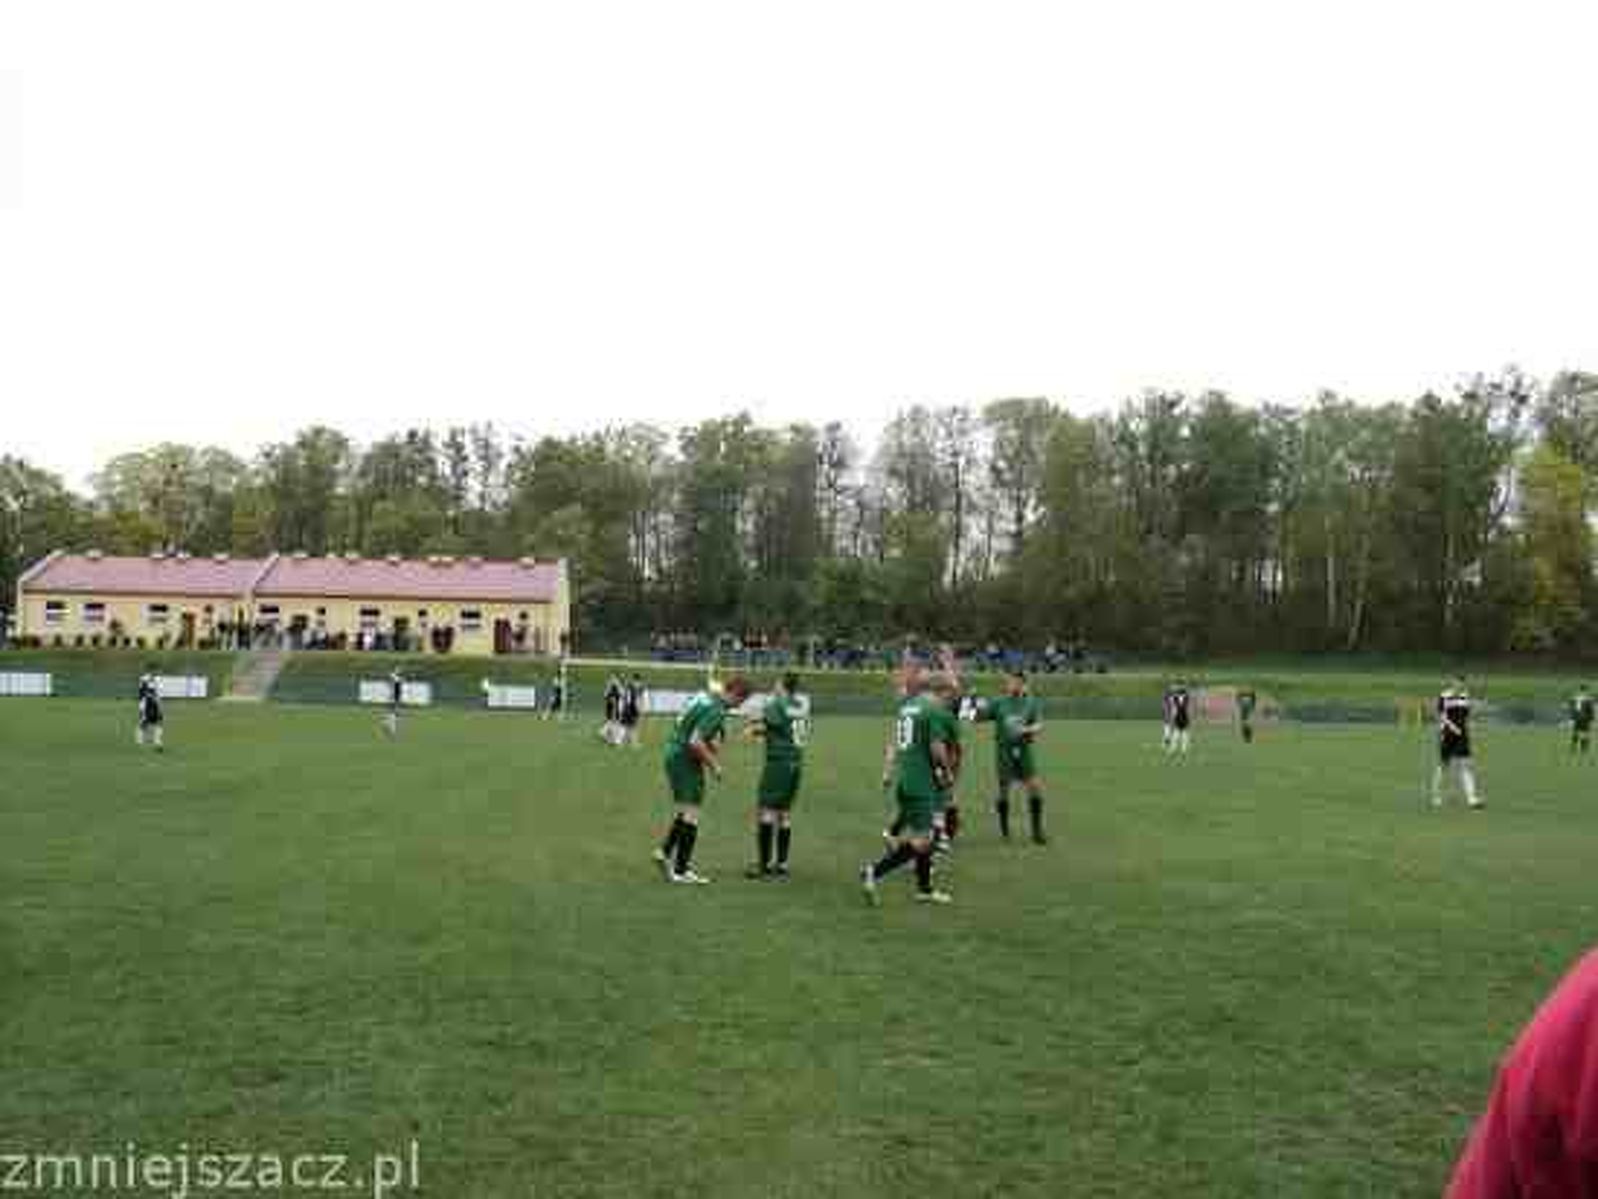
[1, 1, 1594, 487]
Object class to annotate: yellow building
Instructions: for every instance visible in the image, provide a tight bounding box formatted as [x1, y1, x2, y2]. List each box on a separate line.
[253, 552, 571, 656]
[15, 550, 269, 647]
[16, 550, 571, 656]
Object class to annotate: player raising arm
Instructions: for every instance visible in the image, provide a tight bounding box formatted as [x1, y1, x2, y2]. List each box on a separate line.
[1433, 675, 1484, 809]
[978, 670, 1048, 844]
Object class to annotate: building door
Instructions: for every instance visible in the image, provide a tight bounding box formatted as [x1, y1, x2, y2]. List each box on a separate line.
[179, 612, 196, 648]
[493, 618, 513, 655]
[392, 616, 411, 651]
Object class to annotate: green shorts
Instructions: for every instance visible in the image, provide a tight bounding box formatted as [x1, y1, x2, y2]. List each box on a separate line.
[895, 788, 937, 836]
[997, 742, 1037, 786]
[758, 759, 802, 809]
[665, 753, 705, 807]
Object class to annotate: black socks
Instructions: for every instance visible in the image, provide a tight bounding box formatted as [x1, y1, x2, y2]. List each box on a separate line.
[871, 841, 915, 880]
[674, 822, 699, 875]
[776, 826, 792, 867]
[914, 848, 933, 893]
[996, 796, 1011, 838]
[1028, 794, 1046, 842]
[756, 822, 774, 871]
[661, 817, 684, 856]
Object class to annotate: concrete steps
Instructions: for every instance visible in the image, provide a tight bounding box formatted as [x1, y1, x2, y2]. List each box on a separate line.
[224, 647, 288, 702]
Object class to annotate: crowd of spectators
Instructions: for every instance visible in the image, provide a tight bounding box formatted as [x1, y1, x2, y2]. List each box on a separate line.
[641, 632, 1110, 674]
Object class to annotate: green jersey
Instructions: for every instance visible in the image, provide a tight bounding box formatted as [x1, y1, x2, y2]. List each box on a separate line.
[983, 693, 1042, 749]
[761, 693, 809, 762]
[894, 694, 947, 799]
[935, 702, 962, 769]
[666, 691, 729, 763]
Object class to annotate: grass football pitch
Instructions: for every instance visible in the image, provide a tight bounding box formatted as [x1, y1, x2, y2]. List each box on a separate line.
[4, 701, 1596, 1198]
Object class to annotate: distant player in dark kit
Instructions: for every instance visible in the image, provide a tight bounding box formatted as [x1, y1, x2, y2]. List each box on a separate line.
[621, 673, 645, 749]
[1237, 688, 1258, 744]
[744, 672, 809, 880]
[601, 674, 623, 744]
[653, 676, 753, 884]
[861, 671, 957, 906]
[1433, 675, 1484, 809]
[1569, 685, 1594, 757]
[542, 670, 567, 722]
[382, 668, 404, 737]
[135, 669, 165, 751]
[1163, 681, 1192, 756]
[978, 670, 1048, 844]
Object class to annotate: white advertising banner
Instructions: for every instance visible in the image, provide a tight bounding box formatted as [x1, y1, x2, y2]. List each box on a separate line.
[0, 671, 52, 697]
[359, 680, 434, 707]
[156, 675, 209, 699]
[483, 683, 540, 710]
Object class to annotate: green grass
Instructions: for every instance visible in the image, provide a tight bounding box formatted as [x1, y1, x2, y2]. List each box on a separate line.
[3, 701, 1596, 1196]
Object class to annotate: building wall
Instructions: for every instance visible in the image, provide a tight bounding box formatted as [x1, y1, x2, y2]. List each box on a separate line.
[19, 590, 243, 642]
[17, 564, 572, 657]
[251, 593, 564, 656]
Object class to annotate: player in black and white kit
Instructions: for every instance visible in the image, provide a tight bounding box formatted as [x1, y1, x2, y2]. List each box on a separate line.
[600, 674, 623, 744]
[1432, 676, 1483, 808]
[1162, 682, 1192, 756]
[1569, 685, 1595, 758]
[621, 673, 645, 749]
[382, 668, 404, 738]
[543, 670, 567, 722]
[136, 670, 165, 751]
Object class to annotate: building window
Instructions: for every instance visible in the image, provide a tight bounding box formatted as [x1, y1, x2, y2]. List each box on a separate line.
[44, 600, 67, 625]
[82, 601, 106, 626]
[359, 607, 381, 631]
[146, 603, 170, 627]
[460, 608, 483, 632]
[258, 604, 281, 624]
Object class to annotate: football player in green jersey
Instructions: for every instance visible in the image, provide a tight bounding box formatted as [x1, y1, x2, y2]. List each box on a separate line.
[862, 671, 957, 906]
[652, 675, 753, 884]
[744, 672, 809, 880]
[885, 660, 965, 854]
[978, 670, 1048, 844]
[931, 680, 964, 854]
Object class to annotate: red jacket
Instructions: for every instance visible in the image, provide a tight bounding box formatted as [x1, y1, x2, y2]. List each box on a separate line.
[1448, 949, 1598, 1198]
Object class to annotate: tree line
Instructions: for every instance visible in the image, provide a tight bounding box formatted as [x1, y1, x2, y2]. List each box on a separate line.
[4, 369, 1598, 657]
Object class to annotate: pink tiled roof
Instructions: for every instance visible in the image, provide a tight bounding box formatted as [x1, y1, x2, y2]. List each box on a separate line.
[258, 556, 564, 603]
[23, 553, 272, 597]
